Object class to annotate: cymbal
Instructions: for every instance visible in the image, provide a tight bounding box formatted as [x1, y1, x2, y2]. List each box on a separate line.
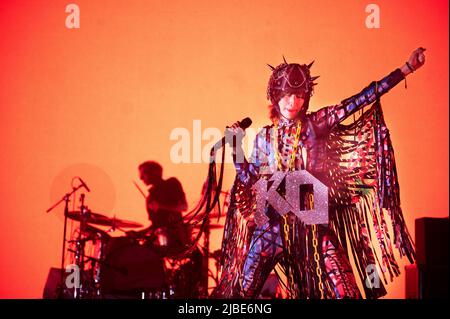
[67, 211, 109, 223]
[67, 211, 143, 228]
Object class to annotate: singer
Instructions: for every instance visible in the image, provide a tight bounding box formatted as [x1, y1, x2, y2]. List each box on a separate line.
[212, 48, 426, 299]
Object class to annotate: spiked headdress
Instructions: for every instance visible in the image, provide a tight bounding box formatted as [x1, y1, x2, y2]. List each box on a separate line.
[266, 57, 319, 105]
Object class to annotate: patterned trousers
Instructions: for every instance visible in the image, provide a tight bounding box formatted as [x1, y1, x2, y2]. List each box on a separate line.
[241, 221, 361, 299]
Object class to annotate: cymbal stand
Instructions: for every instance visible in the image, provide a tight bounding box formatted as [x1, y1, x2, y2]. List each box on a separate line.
[46, 183, 85, 299]
[73, 193, 88, 299]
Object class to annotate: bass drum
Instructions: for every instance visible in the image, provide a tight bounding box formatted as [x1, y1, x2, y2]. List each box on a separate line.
[100, 237, 166, 298]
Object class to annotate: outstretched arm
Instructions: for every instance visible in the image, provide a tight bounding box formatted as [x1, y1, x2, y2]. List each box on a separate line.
[310, 48, 426, 130]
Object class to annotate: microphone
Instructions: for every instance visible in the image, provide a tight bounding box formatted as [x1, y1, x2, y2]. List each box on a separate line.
[235, 117, 253, 130]
[212, 117, 252, 152]
[78, 177, 91, 192]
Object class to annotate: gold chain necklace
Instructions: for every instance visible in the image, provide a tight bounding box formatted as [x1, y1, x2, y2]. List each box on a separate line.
[273, 120, 302, 171]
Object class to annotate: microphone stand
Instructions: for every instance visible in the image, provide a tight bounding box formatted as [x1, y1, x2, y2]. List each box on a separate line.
[46, 184, 84, 298]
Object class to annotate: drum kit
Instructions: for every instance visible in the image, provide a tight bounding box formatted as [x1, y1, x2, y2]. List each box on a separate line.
[45, 179, 225, 299]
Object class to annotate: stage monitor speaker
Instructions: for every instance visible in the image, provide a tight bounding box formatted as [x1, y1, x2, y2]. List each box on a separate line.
[42, 267, 74, 299]
[405, 264, 448, 299]
[415, 217, 448, 266]
[405, 217, 449, 299]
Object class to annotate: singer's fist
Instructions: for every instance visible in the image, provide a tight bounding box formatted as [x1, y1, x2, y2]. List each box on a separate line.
[408, 47, 426, 71]
[225, 121, 245, 146]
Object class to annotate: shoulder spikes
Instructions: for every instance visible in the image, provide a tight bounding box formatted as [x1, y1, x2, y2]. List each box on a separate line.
[310, 75, 320, 81]
[307, 60, 315, 69]
[267, 63, 275, 70]
[282, 55, 288, 64]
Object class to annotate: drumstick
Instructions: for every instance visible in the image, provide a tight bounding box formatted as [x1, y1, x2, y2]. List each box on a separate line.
[133, 180, 147, 198]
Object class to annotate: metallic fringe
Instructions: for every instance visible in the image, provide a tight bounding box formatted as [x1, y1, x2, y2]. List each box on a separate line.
[213, 101, 414, 299]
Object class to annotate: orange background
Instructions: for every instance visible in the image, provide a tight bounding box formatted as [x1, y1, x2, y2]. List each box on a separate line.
[0, 0, 448, 298]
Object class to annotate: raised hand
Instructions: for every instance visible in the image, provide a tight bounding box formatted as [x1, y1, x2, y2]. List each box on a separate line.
[404, 47, 426, 74]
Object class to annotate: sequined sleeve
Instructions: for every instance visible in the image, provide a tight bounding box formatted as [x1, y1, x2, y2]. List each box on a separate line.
[310, 68, 405, 130]
[233, 128, 269, 186]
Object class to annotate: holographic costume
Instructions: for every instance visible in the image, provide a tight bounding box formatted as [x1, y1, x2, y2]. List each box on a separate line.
[204, 61, 415, 299]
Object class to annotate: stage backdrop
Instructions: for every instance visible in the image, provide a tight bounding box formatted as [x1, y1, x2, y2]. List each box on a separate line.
[0, 0, 448, 298]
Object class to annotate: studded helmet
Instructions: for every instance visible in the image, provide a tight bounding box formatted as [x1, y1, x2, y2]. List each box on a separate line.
[266, 58, 319, 106]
